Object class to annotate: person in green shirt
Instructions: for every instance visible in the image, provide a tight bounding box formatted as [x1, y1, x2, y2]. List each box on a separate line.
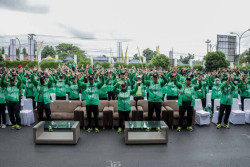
[66, 75, 80, 100]
[217, 75, 236, 129]
[0, 73, 7, 128]
[174, 73, 202, 132]
[209, 77, 222, 116]
[106, 70, 116, 100]
[165, 73, 178, 100]
[142, 70, 167, 131]
[1, 70, 22, 130]
[132, 75, 146, 110]
[238, 75, 249, 111]
[77, 70, 104, 133]
[54, 74, 67, 100]
[114, 79, 138, 133]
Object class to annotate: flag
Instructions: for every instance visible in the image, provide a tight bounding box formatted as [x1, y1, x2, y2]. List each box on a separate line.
[137, 47, 143, 66]
[155, 45, 160, 57]
[124, 46, 128, 63]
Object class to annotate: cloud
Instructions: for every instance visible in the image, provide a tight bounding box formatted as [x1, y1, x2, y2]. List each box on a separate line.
[57, 23, 96, 40]
[0, 0, 49, 14]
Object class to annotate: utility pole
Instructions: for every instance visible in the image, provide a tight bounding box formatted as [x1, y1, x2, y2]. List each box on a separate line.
[205, 39, 211, 54]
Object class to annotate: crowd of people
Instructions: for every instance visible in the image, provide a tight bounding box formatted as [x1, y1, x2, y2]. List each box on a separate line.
[0, 64, 249, 133]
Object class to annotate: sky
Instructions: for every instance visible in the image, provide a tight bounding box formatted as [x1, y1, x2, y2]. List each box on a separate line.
[0, 0, 250, 60]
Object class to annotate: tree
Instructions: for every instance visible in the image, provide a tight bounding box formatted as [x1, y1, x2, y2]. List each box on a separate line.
[0, 53, 3, 61]
[143, 48, 154, 62]
[239, 48, 250, 65]
[22, 48, 27, 56]
[41, 45, 56, 59]
[179, 54, 194, 64]
[205, 51, 230, 71]
[101, 62, 110, 68]
[150, 54, 170, 69]
[133, 53, 138, 60]
[1, 47, 4, 54]
[16, 48, 20, 56]
[56, 43, 86, 61]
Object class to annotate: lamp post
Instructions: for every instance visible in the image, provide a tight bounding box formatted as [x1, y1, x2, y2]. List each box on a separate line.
[230, 29, 250, 66]
[205, 39, 211, 53]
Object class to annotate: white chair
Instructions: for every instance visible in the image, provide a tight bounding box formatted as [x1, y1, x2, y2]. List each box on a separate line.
[244, 99, 250, 123]
[50, 93, 56, 101]
[206, 93, 211, 107]
[194, 99, 210, 125]
[229, 99, 245, 125]
[66, 94, 69, 101]
[212, 99, 221, 124]
[20, 98, 35, 126]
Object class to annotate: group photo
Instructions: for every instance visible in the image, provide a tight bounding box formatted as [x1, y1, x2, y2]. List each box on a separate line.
[0, 0, 250, 167]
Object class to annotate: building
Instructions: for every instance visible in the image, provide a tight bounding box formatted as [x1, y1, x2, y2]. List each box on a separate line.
[216, 35, 237, 62]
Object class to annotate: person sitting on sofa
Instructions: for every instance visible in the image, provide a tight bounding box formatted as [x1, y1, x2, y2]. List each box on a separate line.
[113, 74, 139, 133]
[77, 70, 104, 133]
[173, 72, 202, 132]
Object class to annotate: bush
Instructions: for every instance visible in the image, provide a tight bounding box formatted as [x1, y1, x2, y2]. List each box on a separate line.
[39, 61, 61, 70]
[101, 62, 111, 69]
[193, 64, 203, 71]
[66, 60, 74, 66]
[94, 61, 101, 67]
[150, 54, 170, 69]
[78, 58, 91, 68]
[177, 64, 191, 69]
[114, 62, 127, 68]
[128, 63, 146, 68]
[0, 60, 38, 69]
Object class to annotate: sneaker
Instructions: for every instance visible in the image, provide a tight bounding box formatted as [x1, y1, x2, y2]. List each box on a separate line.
[95, 128, 99, 133]
[187, 126, 194, 131]
[117, 127, 122, 133]
[87, 128, 92, 133]
[11, 125, 16, 130]
[1, 124, 6, 129]
[48, 125, 53, 132]
[223, 124, 230, 129]
[177, 126, 182, 132]
[216, 124, 221, 129]
[156, 127, 161, 131]
[146, 126, 151, 132]
[16, 125, 21, 130]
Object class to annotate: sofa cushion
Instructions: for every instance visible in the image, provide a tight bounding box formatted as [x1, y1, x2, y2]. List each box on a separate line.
[51, 113, 74, 120]
[50, 100, 82, 113]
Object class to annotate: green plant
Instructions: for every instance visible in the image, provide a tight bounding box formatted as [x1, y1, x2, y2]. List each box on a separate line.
[101, 62, 111, 69]
[150, 54, 170, 69]
[114, 62, 127, 68]
[177, 64, 191, 69]
[78, 58, 91, 68]
[39, 61, 61, 70]
[193, 64, 203, 71]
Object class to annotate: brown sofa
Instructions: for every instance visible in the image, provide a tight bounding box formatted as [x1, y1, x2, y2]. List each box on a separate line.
[34, 100, 82, 123]
[163, 100, 196, 128]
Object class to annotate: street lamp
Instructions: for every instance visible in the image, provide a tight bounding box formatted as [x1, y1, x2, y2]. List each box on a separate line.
[230, 29, 250, 66]
[205, 39, 211, 53]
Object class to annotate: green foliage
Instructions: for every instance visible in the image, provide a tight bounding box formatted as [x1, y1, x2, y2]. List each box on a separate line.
[143, 48, 155, 62]
[56, 43, 86, 61]
[150, 54, 170, 69]
[94, 61, 101, 67]
[0, 53, 3, 61]
[128, 63, 145, 68]
[66, 60, 74, 66]
[179, 54, 194, 64]
[78, 58, 91, 68]
[41, 45, 56, 59]
[193, 64, 203, 71]
[39, 61, 61, 70]
[1, 60, 37, 68]
[177, 64, 191, 69]
[101, 62, 111, 69]
[113, 57, 117, 62]
[22, 48, 27, 56]
[205, 51, 229, 71]
[114, 62, 127, 68]
[1, 47, 5, 54]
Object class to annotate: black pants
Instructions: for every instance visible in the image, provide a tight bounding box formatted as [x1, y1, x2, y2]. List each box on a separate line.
[147, 93, 149, 100]
[241, 96, 249, 111]
[218, 104, 231, 124]
[37, 102, 52, 122]
[26, 96, 36, 110]
[56, 96, 66, 100]
[7, 102, 21, 126]
[86, 105, 99, 128]
[211, 99, 215, 114]
[118, 110, 130, 127]
[0, 103, 6, 124]
[148, 102, 162, 121]
[201, 98, 206, 108]
[167, 96, 178, 100]
[99, 97, 107, 100]
[108, 92, 115, 101]
[162, 94, 165, 101]
[134, 96, 144, 109]
[178, 102, 193, 127]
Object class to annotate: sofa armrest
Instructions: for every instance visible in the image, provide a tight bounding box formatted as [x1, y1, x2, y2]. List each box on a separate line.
[103, 106, 110, 112]
[164, 106, 174, 112]
[131, 106, 137, 112]
[137, 106, 143, 112]
[108, 106, 114, 112]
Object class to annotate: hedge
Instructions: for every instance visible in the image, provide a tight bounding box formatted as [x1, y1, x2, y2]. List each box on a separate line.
[101, 62, 111, 69]
[39, 61, 62, 70]
[128, 63, 146, 68]
[114, 62, 127, 68]
[193, 64, 203, 71]
[177, 64, 191, 69]
[0, 60, 37, 68]
[78, 59, 91, 68]
[66, 60, 74, 66]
